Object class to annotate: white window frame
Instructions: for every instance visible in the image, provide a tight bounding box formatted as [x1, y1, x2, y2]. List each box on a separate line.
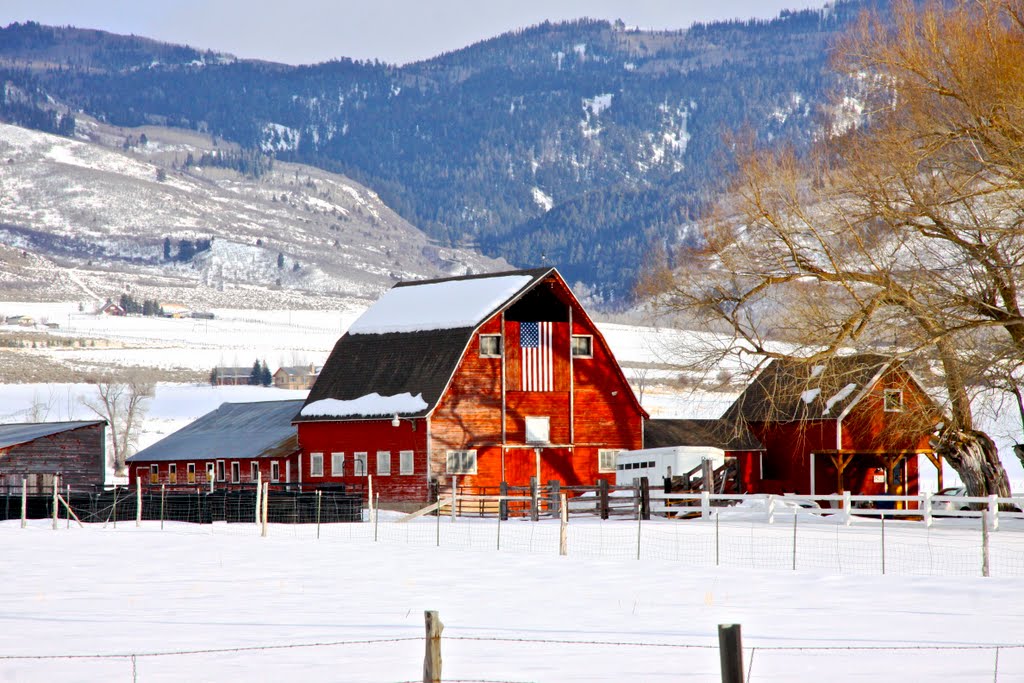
[354, 452, 368, 477]
[216, 459, 226, 482]
[571, 334, 593, 358]
[206, 462, 215, 482]
[187, 462, 196, 484]
[331, 452, 345, 476]
[270, 461, 280, 482]
[168, 463, 177, 484]
[479, 334, 502, 358]
[598, 449, 619, 473]
[884, 388, 904, 412]
[525, 416, 550, 445]
[310, 452, 324, 477]
[446, 450, 478, 475]
[149, 463, 159, 484]
[250, 462, 259, 481]
[230, 461, 240, 484]
[399, 450, 415, 475]
[377, 450, 391, 476]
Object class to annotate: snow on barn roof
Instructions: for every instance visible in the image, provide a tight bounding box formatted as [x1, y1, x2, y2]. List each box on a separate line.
[723, 354, 899, 423]
[346, 273, 535, 335]
[297, 268, 555, 422]
[127, 400, 304, 463]
[300, 392, 428, 419]
[0, 420, 105, 450]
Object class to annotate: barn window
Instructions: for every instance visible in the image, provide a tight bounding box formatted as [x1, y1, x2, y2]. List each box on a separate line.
[399, 450, 414, 475]
[377, 450, 391, 476]
[479, 334, 502, 357]
[446, 450, 478, 475]
[250, 462, 259, 481]
[598, 449, 619, 473]
[310, 452, 324, 477]
[354, 452, 368, 476]
[525, 416, 550, 444]
[168, 463, 177, 484]
[187, 463, 196, 484]
[571, 335, 593, 358]
[216, 460, 226, 482]
[230, 462, 240, 484]
[331, 452, 345, 476]
[149, 464, 159, 485]
[206, 463, 215, 482]
[884, 389, 904, 412]
[270, 461, 280, 482]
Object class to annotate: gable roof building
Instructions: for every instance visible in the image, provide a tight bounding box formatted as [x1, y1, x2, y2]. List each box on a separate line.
[295, 267, 647, 503]
[0, 420, 107, 491]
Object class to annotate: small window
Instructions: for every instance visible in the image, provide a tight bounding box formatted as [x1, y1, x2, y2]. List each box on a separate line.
[168, 463, 177, 484]
[399, 450, 414, 475]
[149, 464, 159, 485]
[216, 460, 226, 482]
[354, 452, 368, 477]
[310, 452, 324, 477]
[250, 462, 259, 481]
[446, 450, 478, 475]
[479, 334, 502, 357]
[884, 389, 904, 412]
[270, 461, 280, 482]
[230, 462, 240, 484]
[331, 452, 345, 476]
[206, 462, 215, 482]
[377, 450, 391, 476]
[571, 335, 593, 358]
[187, 463, 196, 484]
[525, 416, 550, 444]
[598, 449, 619, 473]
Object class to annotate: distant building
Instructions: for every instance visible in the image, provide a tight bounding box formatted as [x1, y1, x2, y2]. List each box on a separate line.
[0, 421, 107, 493]
[273, 364, 320, 390]
[211, 367, 255, 386]
[5, 315, 34, 326]
[100, 302, 125, 316]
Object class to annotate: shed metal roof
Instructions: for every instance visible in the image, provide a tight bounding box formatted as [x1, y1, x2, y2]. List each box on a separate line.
[644, 419, 764, 451]
[0, 421, 105, 450]
[127, 400, 304, 463]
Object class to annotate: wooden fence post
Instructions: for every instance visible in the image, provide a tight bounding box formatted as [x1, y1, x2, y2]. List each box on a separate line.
[136, 476, 142, 527]
[718, 624, 743, 683]
[988, 494, 999, 531]
[639, 477, 651, 521]
[423, 610, 443, 683]
[923, 492, 933, 528]
[51, 476, 59, 530]
[598, 478, 609, 520]
[843, 490, 852, 526]
[982, 511, 991, 578]
[261, 482, 269, 537]
[530, 477, 539, 522]
[21, 478, 27, 529]
[549, 480, 560, 516]
[559, 492, 568, 556]
[255, 472, 262, 526]
[499, 481, 509, 521]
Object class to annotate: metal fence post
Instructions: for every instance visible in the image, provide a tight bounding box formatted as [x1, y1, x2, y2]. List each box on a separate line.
[136, 476, 142, 527]
[21, 478, 27, 529]
[160, 484, 166, 530]
[559, 492, 568, 557]
[316, 489, 322, 540]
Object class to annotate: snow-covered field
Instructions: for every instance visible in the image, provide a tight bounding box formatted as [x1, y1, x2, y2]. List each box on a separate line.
[2, 516, 1024, 682]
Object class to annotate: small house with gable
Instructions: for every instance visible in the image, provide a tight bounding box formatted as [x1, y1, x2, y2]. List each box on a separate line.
[293, 268, 647, 503]
[721, 354, 942, 497]
[126, 400, 304, 489]
[273, 364, 321, 390]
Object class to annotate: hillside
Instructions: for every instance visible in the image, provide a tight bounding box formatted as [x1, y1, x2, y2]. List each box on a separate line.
[0, 2, 890, 303]
[0, 118, 507, 308]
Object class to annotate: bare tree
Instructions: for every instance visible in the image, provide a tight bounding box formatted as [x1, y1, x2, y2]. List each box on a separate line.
[81, 374, 154, 475]
[649, 0, 1024, 496]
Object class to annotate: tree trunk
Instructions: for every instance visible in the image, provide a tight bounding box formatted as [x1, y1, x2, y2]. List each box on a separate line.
[933, 428, 1011, 498]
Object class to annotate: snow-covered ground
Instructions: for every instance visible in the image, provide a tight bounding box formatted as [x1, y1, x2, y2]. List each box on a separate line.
[1, 517, 1023, 682]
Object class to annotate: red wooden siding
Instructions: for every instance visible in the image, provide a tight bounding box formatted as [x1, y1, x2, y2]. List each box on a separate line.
[0, 423, 106, 492]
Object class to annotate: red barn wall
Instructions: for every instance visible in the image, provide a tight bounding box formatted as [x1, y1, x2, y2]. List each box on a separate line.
[749, 421, 837, 495]
[1, 423, 106, 491]
[129, 453, 300, 490]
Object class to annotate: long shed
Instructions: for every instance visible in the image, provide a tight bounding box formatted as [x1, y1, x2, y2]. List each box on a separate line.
[294, 267, 647, 503]
[0, 420, 107, 492]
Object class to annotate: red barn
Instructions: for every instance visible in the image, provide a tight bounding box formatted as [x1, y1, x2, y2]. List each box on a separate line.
[643, 418, 766, 492]
[721, 354, 942, 497]
[294, 268, 647, 504]
[0, 420, 107, 492]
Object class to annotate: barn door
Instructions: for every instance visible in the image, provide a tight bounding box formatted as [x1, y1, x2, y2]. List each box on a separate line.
[504, 448, 582, 487]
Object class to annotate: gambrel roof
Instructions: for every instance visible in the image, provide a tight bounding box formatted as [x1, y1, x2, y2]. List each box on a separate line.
[722, 354, 929, 424]
[127, 400, 303, 463]
[296, 267, 645, 423]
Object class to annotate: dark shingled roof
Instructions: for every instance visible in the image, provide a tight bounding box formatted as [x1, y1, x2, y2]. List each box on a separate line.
[0, 421, 105, 450]
[296, 268, 554, 422]
[127, 400, 304, 463]
[722, 354, 894, 424]
[644, 419, 764, 451]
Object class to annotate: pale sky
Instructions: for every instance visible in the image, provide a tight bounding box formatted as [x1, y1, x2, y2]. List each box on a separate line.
[0, 1, 831, 66]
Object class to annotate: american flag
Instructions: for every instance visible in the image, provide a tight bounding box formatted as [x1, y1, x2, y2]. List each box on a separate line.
[520, 321, 553, 391]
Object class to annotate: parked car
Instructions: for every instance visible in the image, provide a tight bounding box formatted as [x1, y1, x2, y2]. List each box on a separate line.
[932, 486, 969, 512]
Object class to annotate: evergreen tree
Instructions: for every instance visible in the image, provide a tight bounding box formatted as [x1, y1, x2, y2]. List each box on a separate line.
[260, 360, 272, 386]
[248, 359, 261, 386]
[209, 367, 219, 385]
[163, 236, 171, 260]
[277, 252, 284, 270]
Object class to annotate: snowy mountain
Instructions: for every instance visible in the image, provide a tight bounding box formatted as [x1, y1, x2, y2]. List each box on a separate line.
[0, 118, 508, 308]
